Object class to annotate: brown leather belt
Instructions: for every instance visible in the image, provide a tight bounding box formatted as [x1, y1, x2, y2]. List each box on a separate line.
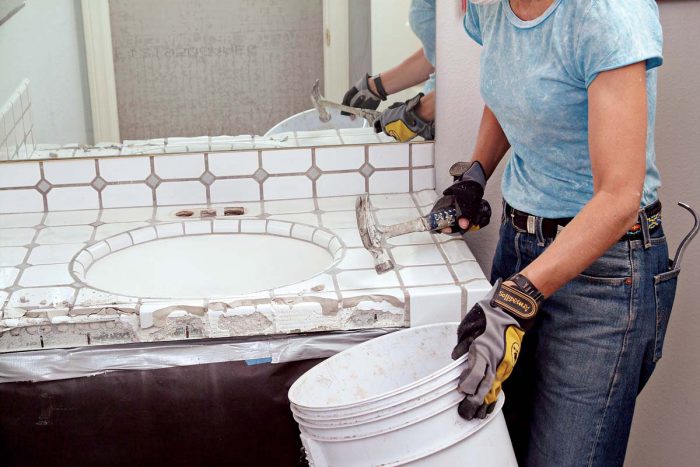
[505, 200, 662, 240]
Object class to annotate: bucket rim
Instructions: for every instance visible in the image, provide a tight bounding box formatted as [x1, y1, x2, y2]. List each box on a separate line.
[288, 323, 467, 411]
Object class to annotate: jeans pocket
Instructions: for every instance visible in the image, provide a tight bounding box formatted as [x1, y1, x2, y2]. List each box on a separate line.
[652, 268, 680, 362]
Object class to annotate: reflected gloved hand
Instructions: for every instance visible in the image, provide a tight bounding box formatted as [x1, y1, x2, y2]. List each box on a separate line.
[452, 274, 544, 420]
[373, 93, 434, 142]
[432, 161, 490, 232]
[341, 74, 387, 116]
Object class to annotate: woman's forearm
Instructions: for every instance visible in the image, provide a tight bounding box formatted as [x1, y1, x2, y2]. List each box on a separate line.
[471, 106, 511, 178]
[370, 49, 435, 95]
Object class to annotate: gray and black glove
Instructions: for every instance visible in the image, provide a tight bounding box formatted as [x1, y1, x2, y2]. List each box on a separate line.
[452, 274, 544, 420]
[341, 74, 387, 116]
[431, 161, 490, 233]
[373, 93, 434, 142]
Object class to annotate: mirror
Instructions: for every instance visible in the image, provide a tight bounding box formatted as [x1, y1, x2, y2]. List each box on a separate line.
[0, 0, 432, 162]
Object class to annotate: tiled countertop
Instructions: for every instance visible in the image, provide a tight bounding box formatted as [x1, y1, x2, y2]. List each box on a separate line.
[0, 191, 491, 353]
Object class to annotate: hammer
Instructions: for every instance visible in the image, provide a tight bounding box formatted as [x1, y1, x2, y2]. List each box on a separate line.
[311, 79, 381, 124]
[356, 194, 491, 274]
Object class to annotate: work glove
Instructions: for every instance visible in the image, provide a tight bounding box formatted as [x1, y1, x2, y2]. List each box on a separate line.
[432, 161, 490, 232]
[374, 93, 434, 142]
[341, 74, 387, 116]
[452, 274, 544, 420]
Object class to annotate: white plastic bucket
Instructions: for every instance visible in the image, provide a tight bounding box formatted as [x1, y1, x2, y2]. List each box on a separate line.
[288, 323, 517, 466]
[264, 107, 368, 137]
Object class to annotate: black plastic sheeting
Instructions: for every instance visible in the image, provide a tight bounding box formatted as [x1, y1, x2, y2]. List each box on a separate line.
[0, 358, 324, 466]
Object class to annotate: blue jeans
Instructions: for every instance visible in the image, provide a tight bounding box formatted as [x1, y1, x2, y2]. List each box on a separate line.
[491, 209, 679, 467]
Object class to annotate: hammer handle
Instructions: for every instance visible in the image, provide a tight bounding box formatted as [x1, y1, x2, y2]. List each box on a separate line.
[423, 201, 491, 232]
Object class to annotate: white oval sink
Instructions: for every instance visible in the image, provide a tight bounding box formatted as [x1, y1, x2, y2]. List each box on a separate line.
[72, 221, 342, 299]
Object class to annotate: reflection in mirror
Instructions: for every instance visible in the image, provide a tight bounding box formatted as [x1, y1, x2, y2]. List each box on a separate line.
[0, 0, 434, 162]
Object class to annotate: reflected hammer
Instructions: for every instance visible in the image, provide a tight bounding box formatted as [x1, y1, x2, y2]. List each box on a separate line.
[311, 79, 381, 124]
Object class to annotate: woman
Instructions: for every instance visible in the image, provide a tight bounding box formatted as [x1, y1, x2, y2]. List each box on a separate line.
[440, 1, 677, 466]
[341, 0, 436, 142]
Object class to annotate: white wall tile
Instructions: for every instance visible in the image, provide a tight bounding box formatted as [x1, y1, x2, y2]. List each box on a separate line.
[100, 207, 154, 223]
[210, 179, 260, 203]
[369, 144, 409, 168]
[399, 265, 455, 287]
[315, 146, 365, 171]
[408, 285, 462, 327]
[101, 184, 153, 209]
[37, 226, 93, 245]
[43, 159, 96, 184]
[316, 173, 365, 197]
[99, 157, 151, 182]
[0, 189, 44, 214]
[47, 187, 99, 211]
[154, 154, 205, 179]
[262, 149, 311, 174]
[208, 151, 259, 176]
[412, 168, 435, 191]
[0, 162, 41, 188]
[156, 181, 207, 205]
[411, 143, 434, 166]
[263, 176, 312, 200]
[368, 170, 409, 194]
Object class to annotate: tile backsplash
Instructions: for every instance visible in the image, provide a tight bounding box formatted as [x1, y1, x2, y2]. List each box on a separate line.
[0, 80, 35, 161]
[0, 142, 435, 213]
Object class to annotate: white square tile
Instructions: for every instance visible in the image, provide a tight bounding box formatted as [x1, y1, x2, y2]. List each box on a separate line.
[9, 286, 76, 309]
[273, 273, 335, 295]
[330, 228, 363, 248]
[240, 219, 266, 233]
[336, 270, 401, 290]
[315, 146, 365, 171]
[154, 154, 205, 179]
[386, 232, 435, 246]
[129, 226, 157, 244]
[47, 187, 99, 211]
[264, 199, 316, 214]
[100, 207, 154, 223]
[369, 193, 415, 209]
[156, 181, 206, 205]
[0, 162, 41, 188]
[316, 173, 365, 197]
[106, 233, 133, 252]
[28, 244, 83, 265]
[210, 179, 260, 203]
[101, 184, 154, 208]
[369, 170, 409, 194]
[270, 213, 319, 225]
[95, 222, 149, 240]
[0, 189, 44, 213]
[316, 196, 357, 212]
[263, 176, 312, 200]
[262, 148, 312, 174]
[0, 267, 19, 287]
[375, 207, 421, 225]
[408, 285, 462, 326]
[399, 265, 455, 287]
[411, 143, 434, 167]
[290, 224, 316, 242]
[320, 211, 356, 229]
[413, 190, 439, 207]
[44, 210, 99, 226]
[452, 261, 486, 283]
[337, 248, 375, 270]
[0, 212, 43, 228]
[463, 280, 494, 314]
[37, 226, 93, 244]
[340, 133, 382, 145]
[19, 264, 73, 287]
[156, 223, 183, 238]
[99, 156, 151, 182]
[0, 246, 27, 266]
[43, 159, 96, 184]
[208, 151, 259, 176]
[0, 228, 35, 246]
[412, 168, 435, 191]
[439, 239, 476, 263]
[185, 221, 212, 235]
[368, 144, 409, 169]
[213, 219, 239, 233]
[391, 244, 445, 267]
[0, 290, 9, 310]
[266, 220, 292, 237]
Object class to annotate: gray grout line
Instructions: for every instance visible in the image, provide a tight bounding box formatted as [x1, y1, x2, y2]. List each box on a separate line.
[149, 156, 157, 205]
[204, 153, 211, 204]
[38, 161, 48, 211]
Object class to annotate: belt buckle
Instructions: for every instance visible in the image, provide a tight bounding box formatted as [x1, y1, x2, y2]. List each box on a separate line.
[526, 215, 536, 235]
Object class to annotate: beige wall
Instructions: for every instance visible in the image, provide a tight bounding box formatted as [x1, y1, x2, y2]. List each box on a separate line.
[435, 2, 700, 466]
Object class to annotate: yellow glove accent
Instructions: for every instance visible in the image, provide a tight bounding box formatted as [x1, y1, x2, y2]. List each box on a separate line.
[384, 120, 418, 143]
[484, 325, 525, 405]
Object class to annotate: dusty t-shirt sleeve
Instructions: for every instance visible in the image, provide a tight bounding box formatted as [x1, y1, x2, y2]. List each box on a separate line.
[576, 0, 663, 88]
[463, 2, 483, 46]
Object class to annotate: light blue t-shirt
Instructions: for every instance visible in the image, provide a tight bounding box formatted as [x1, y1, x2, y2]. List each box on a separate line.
[465, 0, 663, 218]
[409, 0, 436, 93]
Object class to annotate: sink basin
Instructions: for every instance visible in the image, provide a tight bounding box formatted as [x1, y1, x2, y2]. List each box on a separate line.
[72, 221, 343, 299]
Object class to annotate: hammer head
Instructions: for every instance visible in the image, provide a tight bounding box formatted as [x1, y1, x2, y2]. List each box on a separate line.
[311, 79, 332, 123]
[355, 194, 395, 274]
